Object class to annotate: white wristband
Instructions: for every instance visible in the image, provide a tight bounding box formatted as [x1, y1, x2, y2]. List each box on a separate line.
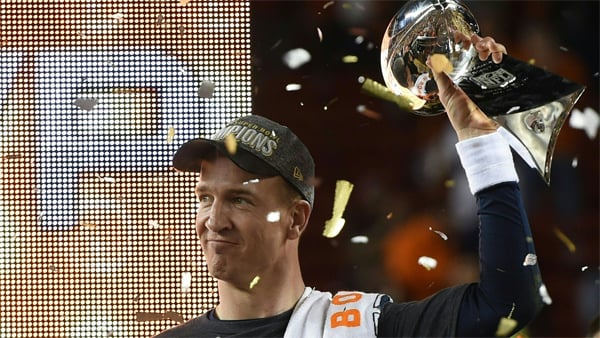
[455, 131, 519, 195]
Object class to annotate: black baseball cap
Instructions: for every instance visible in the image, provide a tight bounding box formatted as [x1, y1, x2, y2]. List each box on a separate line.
[173, 115, 315, 206]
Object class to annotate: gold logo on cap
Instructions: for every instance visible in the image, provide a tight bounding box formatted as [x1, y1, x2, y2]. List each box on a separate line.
[293, 167, 303, 181]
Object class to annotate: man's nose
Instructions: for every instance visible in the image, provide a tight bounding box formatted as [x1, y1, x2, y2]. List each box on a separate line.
[203, 200, 230, 233]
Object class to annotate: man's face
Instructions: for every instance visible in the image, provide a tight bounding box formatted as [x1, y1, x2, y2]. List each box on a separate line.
[194, 154, 296, 287]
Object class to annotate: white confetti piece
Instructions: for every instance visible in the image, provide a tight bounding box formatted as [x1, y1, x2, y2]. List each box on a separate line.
[539, 283, 552, 305]
[285, 83, 302, 91]
[198, 80, 216, 98]
[242, 178, 260, 185]
[249, 275, 260, 289]
[418, 256, 438, 270]
[581, 266, 589, 272]
[108, 12, 124, 21]
[323, 1, 334, 9]
[317, 27, 323, 42]
[569, 107, 599, 139]
[354, 36, 364, 44]
[429, 227, 448, 240]
[571, 157, 578, 168]
[282, 48, 311, 69]
[148, 220, 160, 229]
[350, 235, 369, 244]
[167, 127, 176, 143]
[73, 98, 98, 111]
[181, 272, 192, 293]
[266, 211, 280, 223]
[522, 253, 537, 266]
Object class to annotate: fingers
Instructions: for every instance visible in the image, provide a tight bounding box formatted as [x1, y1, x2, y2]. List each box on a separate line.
[471, 34, 506, 63]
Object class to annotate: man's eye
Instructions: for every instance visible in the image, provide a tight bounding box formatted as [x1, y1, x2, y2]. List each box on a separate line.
[198, 195, 212, 204]
[232, 197, 247, 205]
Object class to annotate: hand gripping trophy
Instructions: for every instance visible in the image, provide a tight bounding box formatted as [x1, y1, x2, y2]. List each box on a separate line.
[378, 0, 585, 184]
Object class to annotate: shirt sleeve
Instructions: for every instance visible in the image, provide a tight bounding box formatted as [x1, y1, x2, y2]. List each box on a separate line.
[454, 131, 544, 336]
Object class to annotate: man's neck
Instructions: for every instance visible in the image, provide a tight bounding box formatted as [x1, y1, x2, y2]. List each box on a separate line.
[214, 270, 305, 320]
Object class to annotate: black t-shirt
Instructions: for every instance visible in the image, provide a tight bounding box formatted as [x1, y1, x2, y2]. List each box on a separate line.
[153, 284, 467, 338]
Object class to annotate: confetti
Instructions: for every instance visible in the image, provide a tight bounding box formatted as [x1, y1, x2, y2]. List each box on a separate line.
[148, 220, 160, 229]
[73, 98, 98, 111]
[266, 211, 280, 223]
[429, 54, 453, 74]
[569, 107, 599, 139]
[181, 272, 192, 293]
[155, 14, 166, 26]
[167, 127, 176, 143]
[163, 311, 185, 323]
[522, 253, 537, 266]
[317, 27, 323, 42]
[582, 266, 589, 272]
[242, 178, 260, 185]
[249, 275, 260, 289]
[323, 180, 354, 238]
[571, 157, 578, 168]
[386, 212, 393, 220]
[539, 283, 552, 305]
[350, 235, 369, 244]
[559, 46, 569, 52]
[135, 312, 163, 322]
[342, 55, 359, 63]
[418, 256, 438, 270]
[495, 303, 518, 336]
[179, 0, 191, 5]
[359, 76, 425, 111]
[553, 227, 576, 253]
[282, 48, 311, 69]
[444, 180, 455, 188]
[285, 83, 302, 91]
[429, 227, 448, 241]
[108, 12, 124, 21]
[323, 1, 335, 9]
[224, 133, 237, 155]
[198, 80, 216, 98]
[354, 36, 364, 44]
[356, 105, 382, 120]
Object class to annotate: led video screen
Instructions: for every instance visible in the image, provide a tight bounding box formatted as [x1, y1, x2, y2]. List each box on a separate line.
[1, 1, 251, 336]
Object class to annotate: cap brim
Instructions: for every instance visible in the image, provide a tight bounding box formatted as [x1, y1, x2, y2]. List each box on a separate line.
[173, 138, 279, 177]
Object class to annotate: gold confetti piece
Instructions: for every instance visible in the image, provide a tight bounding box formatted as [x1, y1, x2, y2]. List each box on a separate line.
[179, 0, 190, 5]
[81, 222, 97, 229]
[323, 180, 354, 238]
[266, 211, 280, 223]
[167, 127, 175, 143]
[418, 256, 438, 270]
[135, 312, 163, 322]
[528, 58, 536, 65]
[163, 311, 185, 323]
[429, 54, 453, 74]
[356, 104, 382, 120]
[224, 133, 237, 155]
[495, 317, 518, 336]
[522, 253, 537, 266]
[553, 227, 576, 253]
[342, 55, 359, 63]
[249, 275, 260, 289]
[444, 179, 455, 188]
[359, 76, 425, 111]
[386, 212, 393, 220]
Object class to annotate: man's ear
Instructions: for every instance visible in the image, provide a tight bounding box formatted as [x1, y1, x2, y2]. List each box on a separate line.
[287, 200, 311, 240]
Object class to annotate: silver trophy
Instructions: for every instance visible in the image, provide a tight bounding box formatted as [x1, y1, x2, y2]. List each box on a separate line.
[380, 0, 585, 184]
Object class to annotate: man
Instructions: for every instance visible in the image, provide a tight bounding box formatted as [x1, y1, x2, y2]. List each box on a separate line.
[155, 34, 543, 337]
